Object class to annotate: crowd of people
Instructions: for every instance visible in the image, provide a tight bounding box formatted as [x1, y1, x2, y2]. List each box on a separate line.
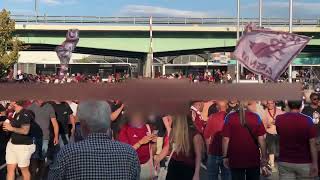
[1, 71, 131, 84]
[159, 70, 233, 84]
[0, 92, 320, 180]
[1, 67, 318, 88]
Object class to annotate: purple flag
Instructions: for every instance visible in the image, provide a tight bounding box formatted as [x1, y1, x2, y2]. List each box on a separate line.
[56, 29, 79, 78]
[233, 23, 311, 81]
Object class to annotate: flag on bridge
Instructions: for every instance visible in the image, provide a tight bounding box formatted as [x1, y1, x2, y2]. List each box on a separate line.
[233, 23, 311, 81]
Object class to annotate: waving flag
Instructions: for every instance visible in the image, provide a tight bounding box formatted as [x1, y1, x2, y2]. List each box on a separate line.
[56, 29, 79, 78]
[233, 23, 311, 81]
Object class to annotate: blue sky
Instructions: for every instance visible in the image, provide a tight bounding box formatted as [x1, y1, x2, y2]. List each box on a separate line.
[2, 0, 320, 18]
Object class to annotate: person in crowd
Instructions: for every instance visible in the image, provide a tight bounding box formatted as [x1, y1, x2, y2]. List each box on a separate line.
[276, 100, 318, 179]
[201, 100, 215, 122]
[0, 104, 10, 180]
[166, 115, 204, 180]
[51, 101, 75, 147]
[118, 112, 157, 180]
[190, 101, 206, 134]
[27, 100, 59, 180]
[262, 100, 284, 172]
[227, 100, 239, 113]
[66, 100, 81, 142]
[153, 115, 173, 170]
[246, 101, 265, 119]
[6, 103, 15, 121]
[109, 100, 126, 139]
[222, 102, 268, 180]
[204, 100, 230, 180]
[48, 101, 140, 180]
[302, 93, 320, 133]
[208, 102, 219, 117]
[3, 101, 36, 180]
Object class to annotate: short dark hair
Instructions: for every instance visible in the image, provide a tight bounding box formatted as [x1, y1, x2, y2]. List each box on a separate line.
[310, 93, 319, 99]
[288, 100, 302, 110]
[0, 104, 5, 112]
[15, 100, 26, 107]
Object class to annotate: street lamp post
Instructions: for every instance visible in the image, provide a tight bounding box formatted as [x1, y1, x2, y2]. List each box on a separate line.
[288, 0, 293, 83]
[34, 0, 38, 22]
[236, 0, 240, 83]
[258, 0, 263, 83]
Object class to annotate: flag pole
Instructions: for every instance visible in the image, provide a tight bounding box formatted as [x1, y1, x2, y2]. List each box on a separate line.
[35, 0, 38, 22]
[288, 0, 293, 83]
[258, 0, 263, 83]
[150, 16, 154, 78]
[236, 0, 240, 83]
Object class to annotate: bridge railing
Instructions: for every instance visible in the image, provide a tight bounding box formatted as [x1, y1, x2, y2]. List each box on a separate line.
[11, 15, 320, 26]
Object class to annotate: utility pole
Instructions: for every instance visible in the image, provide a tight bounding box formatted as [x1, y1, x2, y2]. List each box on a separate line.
[288, 0, 293, 83]
[258, 0, 263, 83]
[236, 0, 240, 83]
[35, 0, 38, 22]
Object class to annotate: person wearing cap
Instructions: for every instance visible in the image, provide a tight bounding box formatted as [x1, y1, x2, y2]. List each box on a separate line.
[2, 101, 36, 180]
[48, 101, 140, 180]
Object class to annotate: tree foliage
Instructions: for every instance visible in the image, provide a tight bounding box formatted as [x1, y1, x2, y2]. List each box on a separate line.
[0, 9, 24, 79]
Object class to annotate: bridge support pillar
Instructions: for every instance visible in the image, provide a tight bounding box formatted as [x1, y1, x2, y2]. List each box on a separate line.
[162, 64, 166, 76]
[143, 53, 153, 78]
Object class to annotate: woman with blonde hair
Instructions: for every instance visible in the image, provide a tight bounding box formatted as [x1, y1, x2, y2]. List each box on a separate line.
[166, 115, 204, 180]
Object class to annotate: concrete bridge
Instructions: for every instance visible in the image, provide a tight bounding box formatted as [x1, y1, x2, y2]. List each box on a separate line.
[12, 15, 320, 77]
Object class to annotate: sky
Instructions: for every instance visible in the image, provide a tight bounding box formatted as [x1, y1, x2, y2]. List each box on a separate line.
[1, 0, 320, 18]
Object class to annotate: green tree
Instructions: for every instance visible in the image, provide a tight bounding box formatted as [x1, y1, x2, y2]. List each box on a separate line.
[0, 9, 24, 79]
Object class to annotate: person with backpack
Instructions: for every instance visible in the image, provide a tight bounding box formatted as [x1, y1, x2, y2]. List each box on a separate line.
[2, 101, 36, 180]
[222, 102, 268, 180]
[204, 101, 231, 180]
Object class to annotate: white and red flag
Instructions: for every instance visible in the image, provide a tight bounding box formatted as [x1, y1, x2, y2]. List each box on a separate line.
[233, 23, 311, 81]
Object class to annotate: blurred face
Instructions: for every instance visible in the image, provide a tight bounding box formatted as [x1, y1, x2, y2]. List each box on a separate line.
[266, 101, 275, 110]
[217, 101, 228, 111]
[311, 95, 319, 106]
[10, 102, 18, 110]
[129, 112, 145, 126]
[247, 101, 257, 112]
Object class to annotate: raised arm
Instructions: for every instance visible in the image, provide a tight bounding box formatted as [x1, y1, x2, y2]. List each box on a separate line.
[111, 104, 124, 121]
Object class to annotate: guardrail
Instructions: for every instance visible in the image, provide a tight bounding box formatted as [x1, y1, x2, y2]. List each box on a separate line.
[11, 15, 320, 26]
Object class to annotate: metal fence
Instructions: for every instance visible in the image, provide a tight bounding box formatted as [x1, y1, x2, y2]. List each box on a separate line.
[11, 15, 320, 26]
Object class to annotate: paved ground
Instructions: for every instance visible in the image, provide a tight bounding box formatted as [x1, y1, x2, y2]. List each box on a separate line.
[14, 164, 279, 180]
[200, 166, 279, 180]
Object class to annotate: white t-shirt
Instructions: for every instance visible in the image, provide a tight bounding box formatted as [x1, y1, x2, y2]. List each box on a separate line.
[292, 71, 299, 79]
[68, 102, 78, 116]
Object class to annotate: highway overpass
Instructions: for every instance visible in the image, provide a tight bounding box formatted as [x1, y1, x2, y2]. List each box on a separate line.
[11, 15, 320, 77]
